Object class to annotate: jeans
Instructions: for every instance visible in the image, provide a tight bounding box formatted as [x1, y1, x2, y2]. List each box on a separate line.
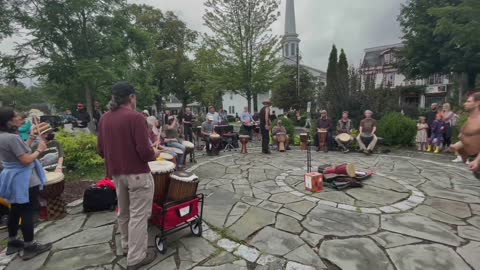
[260, 125, 270, 153]
[166, 142, 186, 165]
[8, 186, 40, 242]
[184, 126, 193, 142]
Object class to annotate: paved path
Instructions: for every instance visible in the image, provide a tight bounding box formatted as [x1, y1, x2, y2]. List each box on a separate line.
[1, 149, 479, 270]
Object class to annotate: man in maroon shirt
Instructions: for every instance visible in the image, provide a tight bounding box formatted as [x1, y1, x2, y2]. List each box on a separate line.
[98, 81, 160, 270]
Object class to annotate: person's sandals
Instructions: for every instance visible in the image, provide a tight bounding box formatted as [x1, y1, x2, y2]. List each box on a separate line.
[127, 250, 157, 270]
[21, 242, 52, 261]
[6, 239, 24, 255]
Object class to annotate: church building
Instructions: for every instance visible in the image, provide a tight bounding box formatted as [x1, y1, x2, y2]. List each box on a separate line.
[222, 0, 326, 116]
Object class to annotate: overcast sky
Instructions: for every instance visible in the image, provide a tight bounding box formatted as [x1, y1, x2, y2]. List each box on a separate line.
[0, 0, 406, 73]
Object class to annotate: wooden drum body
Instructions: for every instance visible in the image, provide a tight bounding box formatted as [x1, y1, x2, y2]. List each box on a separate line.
[40, 172, 66, 220]
[300, 133, 308, 150]
[239, 135, 250, 154]
[276, 132, 287, 152]
[149, 161, 176, 203]
[318, 129, 328, 151]
[168, 171, 199, 201]
[210, 134, 222, 155]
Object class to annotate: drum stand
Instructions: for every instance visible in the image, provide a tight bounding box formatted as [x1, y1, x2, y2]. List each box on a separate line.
[307, 133, 312, 173]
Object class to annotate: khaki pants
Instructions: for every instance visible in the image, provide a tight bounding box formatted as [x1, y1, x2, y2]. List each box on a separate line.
[113, 173, 154, 266]
[357, 134, 378, 151]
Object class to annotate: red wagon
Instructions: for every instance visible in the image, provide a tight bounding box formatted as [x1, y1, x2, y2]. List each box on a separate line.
[150, 194, 204, 254]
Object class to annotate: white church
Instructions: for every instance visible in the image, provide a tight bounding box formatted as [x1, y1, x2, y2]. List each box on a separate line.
[221, 0, 326, 115]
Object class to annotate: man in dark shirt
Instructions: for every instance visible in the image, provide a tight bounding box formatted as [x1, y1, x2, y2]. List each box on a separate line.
[357, 110, 378, 154]
[426, 103, 438, 138]
[335, 111, 353, 153]
[98, 82, 159, 269]
[182, 107, 194, 142]
[73, 103, 91, 132]
[317, 110, 332, 152]
[259, 100, 272, 154]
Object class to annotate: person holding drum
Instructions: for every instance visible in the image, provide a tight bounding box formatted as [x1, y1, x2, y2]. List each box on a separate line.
[357, 110, 378, 155]
[317, 110, 332, 152]
[335, 111, 353, 153]
[201, 115, 217, 154]
[163, 116, 187, 168]
[272, 120, 290, 151]
[240, 107, 254, 139]
[0, 107, 52, 260]
[98, 82, 160, 269]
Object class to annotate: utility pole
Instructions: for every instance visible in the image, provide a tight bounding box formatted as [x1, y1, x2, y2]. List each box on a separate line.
[296, 46, 300, 96]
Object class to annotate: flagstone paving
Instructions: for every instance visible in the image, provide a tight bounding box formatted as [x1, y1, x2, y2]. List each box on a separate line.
[2, 149, 480, 270]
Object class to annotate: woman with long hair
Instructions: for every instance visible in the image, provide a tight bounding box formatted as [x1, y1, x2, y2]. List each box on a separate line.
[0, 107, 52, 260]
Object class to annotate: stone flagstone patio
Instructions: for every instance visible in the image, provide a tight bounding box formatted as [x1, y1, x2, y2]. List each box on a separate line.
[1, 148, 480, 270]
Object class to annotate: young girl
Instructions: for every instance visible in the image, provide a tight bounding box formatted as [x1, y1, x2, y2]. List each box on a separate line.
[416, 117, 428, 151]
[428, 113, 445, 153]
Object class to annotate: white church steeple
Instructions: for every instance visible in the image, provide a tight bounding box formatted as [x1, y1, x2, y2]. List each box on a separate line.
[283, 0, 301, 63]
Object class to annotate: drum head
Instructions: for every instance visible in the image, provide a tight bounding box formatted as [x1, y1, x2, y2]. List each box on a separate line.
[338, 133, 352, 143]
[45, 172, 65, 185]
[170, 171, 198, 182]
[149, 161, 175, 174]
[300, 133, 308, 137]
[171, 148, 183, 155]
[239, 135, 250, 138]
[182, 141, 195, 148]
[317, 129, 328, 133]
[159, 153, 174, 160]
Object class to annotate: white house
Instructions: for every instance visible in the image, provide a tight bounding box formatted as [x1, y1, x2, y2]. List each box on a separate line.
[222, 0, 326, 116]
[360, 43, 451, 108]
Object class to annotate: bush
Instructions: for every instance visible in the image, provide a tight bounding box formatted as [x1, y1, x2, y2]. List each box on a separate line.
[377, 112, 417, 146]
[56, 131, 104, 172]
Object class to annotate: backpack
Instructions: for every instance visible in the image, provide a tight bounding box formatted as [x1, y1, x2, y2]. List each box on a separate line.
[83, 185, 117, 212]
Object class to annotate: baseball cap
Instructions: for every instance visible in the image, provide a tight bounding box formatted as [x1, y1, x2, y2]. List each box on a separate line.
[112, 81, 136, 97]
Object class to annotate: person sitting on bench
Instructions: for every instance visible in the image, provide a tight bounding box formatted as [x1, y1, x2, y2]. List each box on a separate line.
[357, 110, 378, 155]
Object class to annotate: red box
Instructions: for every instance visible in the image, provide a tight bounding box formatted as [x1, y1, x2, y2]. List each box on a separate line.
[304, 172, 324, 192]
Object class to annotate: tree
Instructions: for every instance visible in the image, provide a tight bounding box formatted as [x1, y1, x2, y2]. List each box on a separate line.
[14, 0, 131, 127]
[271, 65, 315, 111]
[203, 0, 281, 112]
[398, 0, 478, 94]
[0, 54, 28, 87]
[0, 0, 15, 40]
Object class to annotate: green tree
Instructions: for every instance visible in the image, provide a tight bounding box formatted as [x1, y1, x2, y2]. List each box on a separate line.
[271, 65, 315, 111]
[203, 0, 281, 112]
[398, 0, 478, 95]
[0, 0, 15, 40]
[0, 85, 46, 111]
[14, 0, 131, 126]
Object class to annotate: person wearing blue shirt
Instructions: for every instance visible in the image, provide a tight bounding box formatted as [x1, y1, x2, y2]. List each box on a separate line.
[240, 107, 254, 139]
[0, 107, 52, 260]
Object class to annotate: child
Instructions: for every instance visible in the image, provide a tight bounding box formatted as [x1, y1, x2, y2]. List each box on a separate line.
[428, 113, 445, 153]
[416, 116, 428, 151]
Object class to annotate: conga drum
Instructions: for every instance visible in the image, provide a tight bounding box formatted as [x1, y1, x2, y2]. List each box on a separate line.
[149, 161, 176, 203]
[158, 152, 174, 162]
[239, 135, 250, 154]
[276, 132, 287, 152]
[40, 172, 66, 220]
[210, 133, 222, 155]
[317, 129, 328, 152]
[168, 171, 199, 201]
[182, 140, 195, 163]
[300, 133, 308, 150]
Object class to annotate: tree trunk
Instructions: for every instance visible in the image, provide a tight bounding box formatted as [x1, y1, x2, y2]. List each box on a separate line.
[468, 71, 477, 90]
[84, 84, 95, 133]
[253, 93, 258, 112]
[246, 90, 252, 113]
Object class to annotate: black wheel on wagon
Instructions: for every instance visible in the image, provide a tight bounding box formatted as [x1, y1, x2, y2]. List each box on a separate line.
[190, 221, 202, 237]
[155, 236, 167, 254]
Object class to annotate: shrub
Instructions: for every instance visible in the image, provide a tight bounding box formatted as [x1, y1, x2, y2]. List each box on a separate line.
[377, 112, 417, 146]
[56, 131, 104, 172]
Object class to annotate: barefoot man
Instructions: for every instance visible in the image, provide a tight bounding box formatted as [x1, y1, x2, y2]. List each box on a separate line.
[452, 92, 480, 177]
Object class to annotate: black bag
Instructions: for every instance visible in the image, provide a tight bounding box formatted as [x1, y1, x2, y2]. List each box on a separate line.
[83, 185, 117, 212]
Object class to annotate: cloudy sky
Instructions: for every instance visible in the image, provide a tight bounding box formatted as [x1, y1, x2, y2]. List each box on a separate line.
[131, 0, 407, 70]
[0, 0, 406, 72]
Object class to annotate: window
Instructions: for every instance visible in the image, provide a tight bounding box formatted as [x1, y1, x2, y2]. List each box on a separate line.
[230, 93, 233, 100]
[384, 53, 391, 65]
[291, 43, 295, 57]
[385, 73, 395, 87]
[429, 74, 443, 85]
[228, 106, 235, 114]
[285, 44, 289, 57]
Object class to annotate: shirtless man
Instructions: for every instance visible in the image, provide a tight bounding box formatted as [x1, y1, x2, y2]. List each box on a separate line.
[452, 92, 480, 176]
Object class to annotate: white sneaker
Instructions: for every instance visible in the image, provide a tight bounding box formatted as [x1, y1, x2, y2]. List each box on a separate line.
[452, 156, 463, 163]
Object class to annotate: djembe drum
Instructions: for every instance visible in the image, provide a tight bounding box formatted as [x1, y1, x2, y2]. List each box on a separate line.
[239, 135, 250, 154]
[210, 133, 222, 155]
[182, 140, 195, 163]
[276, 132, 287, 152]
[158, 152, 174, 162]
[300, 133, 308, 150]
[168, 171, 199, 201]
[149, 161, 176, 203]
[318, 129, 328, 152]
[40, 172, 66, 220]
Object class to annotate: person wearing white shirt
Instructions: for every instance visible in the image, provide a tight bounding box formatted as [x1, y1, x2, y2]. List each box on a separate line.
[206, 106, 220, 125]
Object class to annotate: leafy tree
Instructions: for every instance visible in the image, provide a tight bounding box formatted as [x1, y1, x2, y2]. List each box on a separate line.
[0, 85, 46, 111]
[271, 65, 315, 111]
[203, 0, 281, 112]
[0, 0, 15, 40]
[398, 0, 478, 94]
[0, 54, 28, 87]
